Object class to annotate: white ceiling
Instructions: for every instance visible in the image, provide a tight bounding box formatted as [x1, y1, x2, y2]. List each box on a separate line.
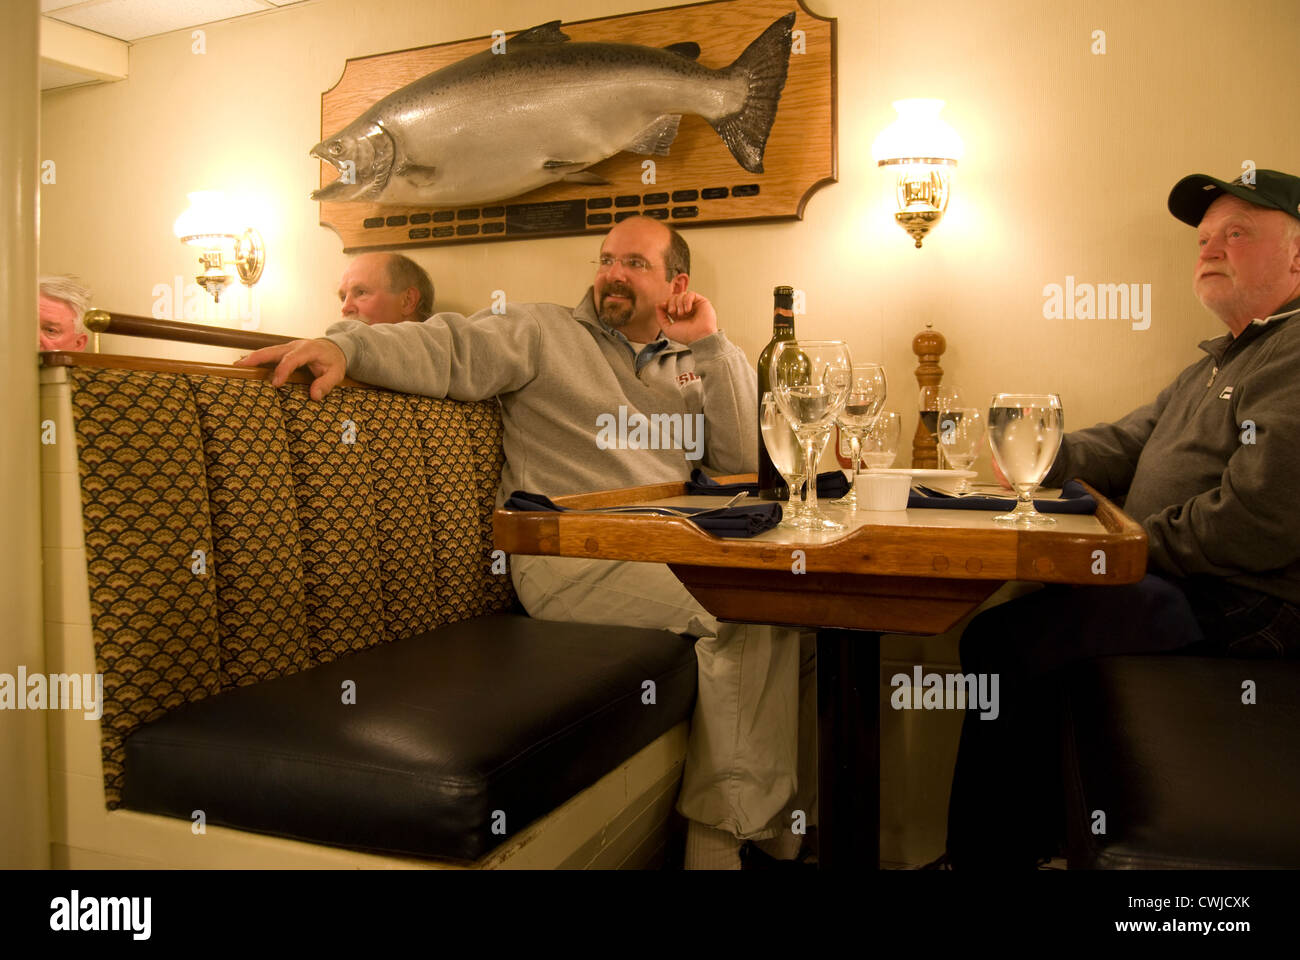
[42, 0, 309, 43]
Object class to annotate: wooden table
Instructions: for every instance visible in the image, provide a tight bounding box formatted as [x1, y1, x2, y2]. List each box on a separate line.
[493, 476, 1146, 868]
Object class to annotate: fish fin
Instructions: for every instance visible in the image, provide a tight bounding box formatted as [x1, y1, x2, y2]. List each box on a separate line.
[624, 115, 682, 156]
[541, 159, 610, 184]
[511, 21, 570, 44]
[711, 12, 795, 174]
[663, 42, 700, 60]
[393, 162, 439, 188]
[559, 171, 612, 185]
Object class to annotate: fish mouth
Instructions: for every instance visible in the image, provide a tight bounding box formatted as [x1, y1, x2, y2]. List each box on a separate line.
[312, 179, 364, 202]
[310, 142, 367, 202]
[309, 124, 395, 203]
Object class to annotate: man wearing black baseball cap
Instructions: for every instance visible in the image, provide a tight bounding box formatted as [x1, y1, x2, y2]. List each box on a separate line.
[936, 168, 1300, 871]
[1168, 168, 1300, 230]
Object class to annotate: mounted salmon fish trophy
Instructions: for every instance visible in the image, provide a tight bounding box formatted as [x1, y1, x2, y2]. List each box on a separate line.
[311, 13, 796, 207]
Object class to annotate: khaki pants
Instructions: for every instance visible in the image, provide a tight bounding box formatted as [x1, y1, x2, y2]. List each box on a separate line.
[511, 554, 817, 840]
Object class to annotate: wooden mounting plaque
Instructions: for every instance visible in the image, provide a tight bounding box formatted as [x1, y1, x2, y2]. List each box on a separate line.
[318, 0, 836, 251]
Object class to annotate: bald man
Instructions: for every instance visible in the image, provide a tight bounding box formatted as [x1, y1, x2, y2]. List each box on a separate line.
[337, 252, 434, 325]
[241, 217, 813, 870]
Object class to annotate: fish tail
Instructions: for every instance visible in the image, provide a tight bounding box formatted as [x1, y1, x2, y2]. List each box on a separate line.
[711, 12, 795, 174]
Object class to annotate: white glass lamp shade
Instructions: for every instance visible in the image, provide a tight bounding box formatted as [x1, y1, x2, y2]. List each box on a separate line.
[871, 99, 964, 164]
[173, 191, 239, 246]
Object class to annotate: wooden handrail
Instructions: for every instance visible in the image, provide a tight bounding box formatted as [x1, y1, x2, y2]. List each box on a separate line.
[83, 310, 297, 351]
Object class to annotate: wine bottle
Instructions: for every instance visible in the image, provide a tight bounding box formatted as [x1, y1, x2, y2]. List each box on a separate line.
[757, 285, 796, 500]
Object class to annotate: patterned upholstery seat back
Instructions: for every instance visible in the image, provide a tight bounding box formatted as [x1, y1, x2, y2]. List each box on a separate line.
[70, 366, 515, 806]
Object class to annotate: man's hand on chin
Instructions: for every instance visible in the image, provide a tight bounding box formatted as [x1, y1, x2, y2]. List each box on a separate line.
[658, 291, 718, 345]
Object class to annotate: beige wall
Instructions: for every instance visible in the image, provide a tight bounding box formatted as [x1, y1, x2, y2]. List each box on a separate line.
[38, 0, 1300, 461]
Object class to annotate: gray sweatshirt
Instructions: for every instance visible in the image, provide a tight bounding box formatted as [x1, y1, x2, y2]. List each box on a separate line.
[325, 288, 758, 502]
[1044, 296, 1300, 604]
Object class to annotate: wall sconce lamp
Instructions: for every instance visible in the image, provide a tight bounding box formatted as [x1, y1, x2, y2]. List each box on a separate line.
[173, 191, 265, 302]
[872, 99, 964, 248]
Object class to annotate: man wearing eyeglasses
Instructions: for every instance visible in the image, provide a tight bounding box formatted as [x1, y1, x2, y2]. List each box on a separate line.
[237, 216, 814, 870]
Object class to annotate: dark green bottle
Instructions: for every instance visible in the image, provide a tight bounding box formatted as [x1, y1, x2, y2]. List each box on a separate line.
[757, 286, 796, 500]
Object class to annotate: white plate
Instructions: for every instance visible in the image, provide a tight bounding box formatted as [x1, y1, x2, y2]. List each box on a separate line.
[867, 468, 977, 480]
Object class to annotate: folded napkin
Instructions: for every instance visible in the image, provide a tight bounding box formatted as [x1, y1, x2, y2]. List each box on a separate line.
[685, 468, 850, 500]
[503, 490, 782, 538]
[906, 479, 1097, 515]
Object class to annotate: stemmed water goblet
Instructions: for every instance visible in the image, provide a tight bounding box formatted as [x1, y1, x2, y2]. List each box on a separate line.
[987, 393, 1064, 525]
[936, 404, 985, 493]
[860, 411, 902, 470]
[831, 363, 887, 508]
[919, 382, 968, 468]
[771, 340, 854, 530]
[761, 392, 809, 528]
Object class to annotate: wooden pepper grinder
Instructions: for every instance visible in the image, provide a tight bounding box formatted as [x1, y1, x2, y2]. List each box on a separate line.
[911, 323, 946, 468]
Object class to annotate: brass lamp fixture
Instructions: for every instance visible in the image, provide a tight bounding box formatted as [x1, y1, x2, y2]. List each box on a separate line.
[872, 99, 964, 248]
[173, 191, 265, 302]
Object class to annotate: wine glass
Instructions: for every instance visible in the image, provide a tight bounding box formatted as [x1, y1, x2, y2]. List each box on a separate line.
[919, 382, 967, 468]
[936, 383, 969, 469]
[831, 363, 888, 508]
[936, 405, 985, 493]
[861, 411, 902, 469]
[789, 426, 835, 519]
[771, 340, 854, 530]
[987, 394, 1064, 525]
[760, 392, 808, 528]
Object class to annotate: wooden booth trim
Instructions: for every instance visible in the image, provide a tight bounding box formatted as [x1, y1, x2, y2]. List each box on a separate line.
[40, 351, 374, 391]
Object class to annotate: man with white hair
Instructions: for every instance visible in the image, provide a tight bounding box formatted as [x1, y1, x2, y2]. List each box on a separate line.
[39, 275, 91, 352]
[938, 168, 1300, 870]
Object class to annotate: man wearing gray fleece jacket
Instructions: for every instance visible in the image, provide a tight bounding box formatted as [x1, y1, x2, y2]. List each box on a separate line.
[237, 217, 812, 870]
[940, 169, 1300, 870]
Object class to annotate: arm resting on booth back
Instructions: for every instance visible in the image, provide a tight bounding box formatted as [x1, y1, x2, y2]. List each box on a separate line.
[326, 307, 543, 401]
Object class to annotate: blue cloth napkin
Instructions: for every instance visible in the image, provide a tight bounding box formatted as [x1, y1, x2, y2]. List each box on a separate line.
[503, 490, 782, 538]
[906, 479, 1097, 514]
[685, 468, 850, 500]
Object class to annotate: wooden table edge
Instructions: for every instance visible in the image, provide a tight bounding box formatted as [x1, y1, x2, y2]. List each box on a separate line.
[494, 476, 1148, 585]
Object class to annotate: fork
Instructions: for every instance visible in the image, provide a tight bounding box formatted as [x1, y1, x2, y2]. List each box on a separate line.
[568, 491, 749, 518]
[912, 483, 988, 499]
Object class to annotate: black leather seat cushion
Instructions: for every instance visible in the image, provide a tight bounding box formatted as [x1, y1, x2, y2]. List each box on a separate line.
[122, 615, 696, 861]
[1062, 655, 1300, 869]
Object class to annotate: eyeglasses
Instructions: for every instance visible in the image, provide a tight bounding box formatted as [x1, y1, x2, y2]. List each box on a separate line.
[592, 255, 657, 273]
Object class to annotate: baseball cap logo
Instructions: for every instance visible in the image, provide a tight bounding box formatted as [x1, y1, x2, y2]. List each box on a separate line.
[1230, 174, 1256, 190]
